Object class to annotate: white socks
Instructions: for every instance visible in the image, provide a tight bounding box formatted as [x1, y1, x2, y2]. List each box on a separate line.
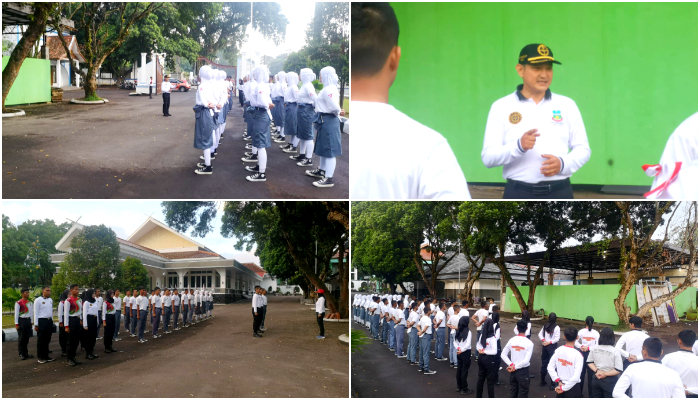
[280, 127, 284, 138]
[203, 150, 211, 166]
[257, 148, 267, 173]
[252, 147, 258, 155]
[304, 140, 313, 158]
[324, 157, 336, 178]
[291, 136, 299, 147]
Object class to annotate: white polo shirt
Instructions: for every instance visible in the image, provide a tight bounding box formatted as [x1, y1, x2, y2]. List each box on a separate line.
[647, 112, 698, 199]
[612, 359, 686, 398]
[351, 101, 471, 199]
[661, 350, 698, 395]
[482, 89, 591, 183]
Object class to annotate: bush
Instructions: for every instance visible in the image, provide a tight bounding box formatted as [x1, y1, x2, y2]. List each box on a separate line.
[285, 291, 291, 296]
[79, 95, 104, 101]
[2, 287, 41, 311]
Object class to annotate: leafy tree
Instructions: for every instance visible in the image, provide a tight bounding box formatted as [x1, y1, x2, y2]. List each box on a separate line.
[121, 256, 149, 290]
[2, 215, 71, 287]
[58, 224, 122, 290]
[2, 287, 42, 311]
[268, 53, 289, 77]
[51, 2, 164, 100]
[2, 2, 59, 111]
[161, 201, 349, 317]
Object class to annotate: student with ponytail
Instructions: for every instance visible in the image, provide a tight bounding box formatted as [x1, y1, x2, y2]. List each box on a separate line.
[575, 316, 599, 396]
[539, 312, 560, 390]
[454, 315, 474, 395]
[476, 318, 500, 398]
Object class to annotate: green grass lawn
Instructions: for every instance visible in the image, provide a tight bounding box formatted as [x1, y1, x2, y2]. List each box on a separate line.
[2, 315, 59, 328]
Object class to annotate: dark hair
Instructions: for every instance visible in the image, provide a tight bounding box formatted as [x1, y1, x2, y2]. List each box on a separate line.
[679, 329, 697, 347]
[411, 302, 418, 310]
[154, 286, 160, 291]
[70, 284, 79, 290]
[391, 300, 396, 306]
[544, 313, 558, 335]
[563, 326, 578, 342]
[491, 311, 500, 326]
[41, 285, 50, 290]
[20, 287, 29, 294]
[455, 316, 470, 341]
[138, 287, 144, 291]
[453, 304, 460, 310]
[598, 327, 616, 346]
[438, 301, 445, 310]
[480, 300, 487, 308]
[516, 319, 528, 333]
[629, 316, 643, 328]
[643, 337, 663, 358]
[585, 316, 594, 331]
[423, 300, 431, 310]
[521, 310, 530, 323]
[106, 289, 114, 304]
[351, 2, 399, 77]
[480, 319, 495, 348]
[60, 289, 69, 302]
[462, 300, 468, 307]
[318, 292, 325, 298]
[492, 305, 500, 313]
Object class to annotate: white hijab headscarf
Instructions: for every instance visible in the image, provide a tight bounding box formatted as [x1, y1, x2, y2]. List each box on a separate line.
[300, 68, 316, 84]
[196, 65, 212, 106]
[284, 72, 299, 102]
[319, 66, 337, 88]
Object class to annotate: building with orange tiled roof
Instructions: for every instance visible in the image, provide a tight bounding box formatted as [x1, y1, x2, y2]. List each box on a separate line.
[50, 217, 262, 303]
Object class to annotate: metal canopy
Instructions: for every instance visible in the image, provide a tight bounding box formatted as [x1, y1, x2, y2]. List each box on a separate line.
[502, 239, 693, 273]
[2, 3, 74, 28]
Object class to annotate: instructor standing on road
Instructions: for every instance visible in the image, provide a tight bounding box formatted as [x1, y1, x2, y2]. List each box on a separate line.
[316, 289, 326, 339]
[481, 43, 591, 199]
[162, 75, 172, 117]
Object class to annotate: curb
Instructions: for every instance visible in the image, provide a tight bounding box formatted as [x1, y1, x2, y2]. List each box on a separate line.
[323, 318, 349, 322]
[338, 334, 349, 346]
[70, 98, 109, 104]
[2, 323, 61, 342]
[2, 109, 26, 117]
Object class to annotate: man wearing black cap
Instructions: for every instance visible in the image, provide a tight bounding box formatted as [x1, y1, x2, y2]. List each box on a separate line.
[481, 43, 591, 199]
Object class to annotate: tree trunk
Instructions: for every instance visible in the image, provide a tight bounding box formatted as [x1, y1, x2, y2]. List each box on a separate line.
[2, 3, 55, 112]
[398, 282, 410, 295]
[388, 282, 397, 294]
[83, 68, 98, 99]
[339, 78, 346, 108]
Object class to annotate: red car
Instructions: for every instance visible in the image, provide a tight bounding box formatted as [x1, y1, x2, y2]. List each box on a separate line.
[169, 79, 191, 92]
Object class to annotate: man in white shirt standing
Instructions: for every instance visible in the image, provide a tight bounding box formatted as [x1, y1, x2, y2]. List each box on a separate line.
[481, 43, 591, 199]
[252, 286, 263, 338]
[471, 300, 490, 360]
[151, 287, 162, 339]
[34, 286, 54, 363]
[417, 300, 436, 375]
[95, 289, 104, 340]
[162, 288, 173, 334]
[615, 316, 649, 370]
[502, 319, 534, 398]
[661, 329, 698, 397]
[112, 289, 122, 342]
[613, 337, 686, 398]
[350, 3, 471, 200]
[161, 74, 172, 117]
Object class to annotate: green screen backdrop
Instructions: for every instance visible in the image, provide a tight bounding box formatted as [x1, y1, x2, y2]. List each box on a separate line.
[2, 56, 51, 106]
[388, 2, 698, 186]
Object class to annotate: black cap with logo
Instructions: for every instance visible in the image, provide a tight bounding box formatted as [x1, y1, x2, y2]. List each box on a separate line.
[518, 43, 562, 65]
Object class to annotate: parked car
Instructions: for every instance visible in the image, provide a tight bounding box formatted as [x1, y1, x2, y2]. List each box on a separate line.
[169, 79, 191, 92]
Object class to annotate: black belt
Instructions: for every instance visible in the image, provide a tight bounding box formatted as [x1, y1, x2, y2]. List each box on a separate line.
[298, 103, 313, 107]
[38, 317, 52, 321]
[287, 102, 297, 105]
[164, 306, 172, 309]
[507, 178, 570, 195]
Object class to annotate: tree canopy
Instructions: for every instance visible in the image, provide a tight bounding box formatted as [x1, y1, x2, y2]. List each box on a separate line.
[56, 224, 122, 290]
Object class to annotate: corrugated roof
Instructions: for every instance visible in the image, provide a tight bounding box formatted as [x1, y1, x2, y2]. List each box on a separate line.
[46, 35, 84, 61]
[117, 238, 221, 260]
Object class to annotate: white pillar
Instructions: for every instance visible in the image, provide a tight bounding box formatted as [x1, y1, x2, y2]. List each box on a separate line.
[177, 270, 188, 289]
[74, 60, 80, 87]
[215, 268, 227, 290]
[55, 61, 62, 87]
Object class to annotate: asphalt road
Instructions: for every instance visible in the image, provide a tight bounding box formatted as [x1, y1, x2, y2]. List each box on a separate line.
[2, 87, 349, 199]
[351, 315, 574, 398]
[2, 296, 349, 398]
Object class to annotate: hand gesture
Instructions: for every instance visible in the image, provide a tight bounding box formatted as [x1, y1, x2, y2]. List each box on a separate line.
[520, 129, 540, 151]
[540, 154, 561, 177]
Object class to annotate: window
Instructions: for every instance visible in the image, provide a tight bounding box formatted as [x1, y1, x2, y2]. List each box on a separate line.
[190, 276, 195, 287]
[196, 276, 201, 287]
[207, 276, 212, 287]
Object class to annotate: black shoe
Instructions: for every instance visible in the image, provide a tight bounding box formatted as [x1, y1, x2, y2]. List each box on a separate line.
[529, 374, 535, 378]
[305, 168, 325, 178]
[46, 357, 55, 362]
[290, 154, 305, 161]
[195, 165, 213, 175]
[496, 381, 504, 386]
[253, 333, 262, 338]
[296, 158, 313, 167]
[68, 358, 78, 366]
[246, 172, 266, 182]
[167, 113, 172, 116]
[61, 352, 67, 357]
[539, 381, 547, 387]
[242, 154, 258, 163]
[86, 354, 96, 360]
[313, 177, 334, 188]
[460, 389, 474, 395]
[245, 164, 259, 172]
[282, 146, 297, 153]
[38, 358, 48, 364]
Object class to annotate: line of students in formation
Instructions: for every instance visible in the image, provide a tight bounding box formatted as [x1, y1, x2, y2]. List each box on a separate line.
[195, 62, 345, 188]
[14, 285, 214, 366]
[353, 294, 699, 398]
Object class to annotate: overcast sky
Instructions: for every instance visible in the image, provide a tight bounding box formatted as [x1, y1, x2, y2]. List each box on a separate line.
[2, 200, 260, 264]
[242, 1, 313, 58]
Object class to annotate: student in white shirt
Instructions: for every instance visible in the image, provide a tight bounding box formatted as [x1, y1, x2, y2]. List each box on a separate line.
[661, 329, 698, 397]
[94, 289, 104, 340]
[350, 3, 471, 200]
[33, 286, 54, 363]
[172, 289, 181, 330]
[587, 327, 624, 398]
[136, 288, 149, 343]
[613, 337, 686, 398]
[406, 302, 420, 365]
[447, 304, 462, 368]
[58, 289, 69, 356]
[417, 301, 436, 374]
[315, 289, 326, 339]
[434, 302, 447, 361]
[481, 43, 590, 199]
[458, 300, 470, 319]
[645, 113, 698, 199]
[161, 74, 171, 116]
[370, 296, 380, 339]
[290, 68, 317, 168]
[129, 289, 138, 337]
[82, 289, 99, 360]
[102, 290, 118, 353]
[393, 301, 407, 358]
[514, 310, 532, 339]
[539, 312, 561, 389]
[162, 288, 173, 334]
[502, 319, 535, 398]
[548, 326, 584, 397]
[487, 298, 496, 318]
[476, 318, 500, 397]
[64, 284, 82, 366]
[472, 300, 490, 360]
[693, 340, 698, 356]
[259, 290, 267, 329]
[491, 308, 505, 386]
[308, 66, 346, 188]
[575, 316, 600, 396]
[112, 289, 122, 342]
[188, 289, 195, 326]
[252, 287, 262, 337]
[151, 287, 163, 339]
[455, 315, 474, 395]
[616, 316, 649, 370]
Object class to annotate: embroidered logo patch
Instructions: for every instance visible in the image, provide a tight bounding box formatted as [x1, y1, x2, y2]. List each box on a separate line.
[552, 110, 563, 122]
[509, 111, 522, 124]
[538, 44, 550, 56]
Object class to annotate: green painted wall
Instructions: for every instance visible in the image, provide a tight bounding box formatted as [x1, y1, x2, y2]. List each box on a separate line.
[388, 3, 698, 186]
[504, 285, 698, 325]
[2, 56, 51, 106]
